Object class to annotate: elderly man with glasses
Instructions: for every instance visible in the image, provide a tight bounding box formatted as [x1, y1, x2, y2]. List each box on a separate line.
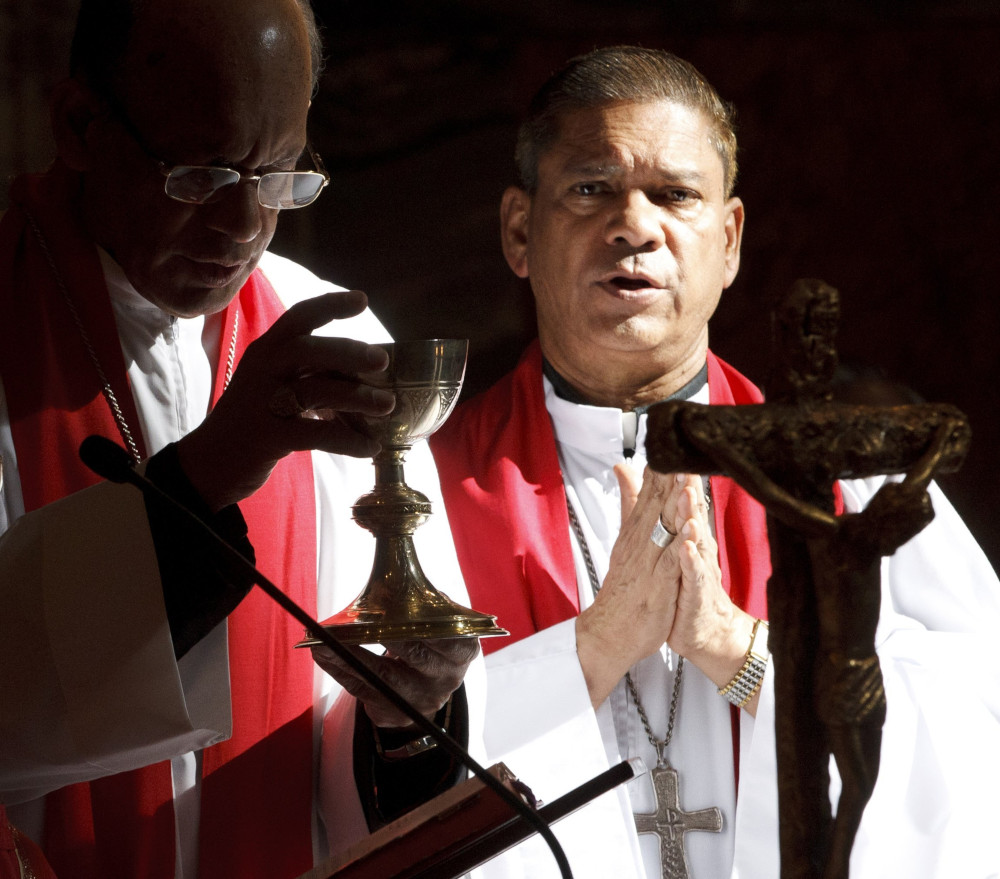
[0, 1, 481, 877]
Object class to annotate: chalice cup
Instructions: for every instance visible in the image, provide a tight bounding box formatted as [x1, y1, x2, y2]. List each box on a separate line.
[304, 339, 509, 646]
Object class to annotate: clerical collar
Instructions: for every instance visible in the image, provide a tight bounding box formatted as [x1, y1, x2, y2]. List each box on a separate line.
[541, 357, 708, 412]
[541, 357, 709, 458]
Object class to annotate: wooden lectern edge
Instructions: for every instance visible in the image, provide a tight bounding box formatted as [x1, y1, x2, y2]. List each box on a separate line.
[301, 759, 644, 879]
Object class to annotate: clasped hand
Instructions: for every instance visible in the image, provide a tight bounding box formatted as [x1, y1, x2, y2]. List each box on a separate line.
[176, 290, 395, 511]
[575, 465, 755, 709]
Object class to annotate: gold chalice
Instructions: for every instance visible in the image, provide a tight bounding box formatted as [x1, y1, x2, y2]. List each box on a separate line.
[300, 339, 508, 646]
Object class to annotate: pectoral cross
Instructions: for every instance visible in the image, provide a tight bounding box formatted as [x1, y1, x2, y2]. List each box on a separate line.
[634, 764, 723, 879]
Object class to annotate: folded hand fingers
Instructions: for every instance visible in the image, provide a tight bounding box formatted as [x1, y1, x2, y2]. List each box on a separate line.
[626, 470, 691, 557]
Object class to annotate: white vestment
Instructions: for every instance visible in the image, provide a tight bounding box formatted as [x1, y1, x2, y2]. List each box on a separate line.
[476, 377, 1000, 879]
[0, 250, 486, 876]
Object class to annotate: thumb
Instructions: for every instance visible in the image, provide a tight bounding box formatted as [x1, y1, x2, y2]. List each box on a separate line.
[614, 461, 642, 527]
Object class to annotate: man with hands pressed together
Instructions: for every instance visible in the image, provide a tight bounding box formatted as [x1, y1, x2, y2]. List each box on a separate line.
[0, 1, 478, 876]
[431, 46, 1000, 878]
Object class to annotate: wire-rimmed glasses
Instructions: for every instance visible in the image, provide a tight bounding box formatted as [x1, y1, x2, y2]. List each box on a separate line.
[155, 145, 329, 210]
[103, 90, 329, 210]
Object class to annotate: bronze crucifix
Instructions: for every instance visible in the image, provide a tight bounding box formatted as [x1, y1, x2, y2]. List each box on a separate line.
[645, 278, 970, 879]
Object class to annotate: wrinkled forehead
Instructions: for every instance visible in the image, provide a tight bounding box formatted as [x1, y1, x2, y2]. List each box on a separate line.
[542, 100, 726, 181]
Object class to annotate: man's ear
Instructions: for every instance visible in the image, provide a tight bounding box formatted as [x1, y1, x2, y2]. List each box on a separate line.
[500, 186, 531, 279]
[722, 196, 745, 290]
[49, 78, 105, 171]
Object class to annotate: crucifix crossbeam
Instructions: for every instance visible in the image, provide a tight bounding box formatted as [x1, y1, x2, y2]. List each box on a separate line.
[647, 401, 967, 490]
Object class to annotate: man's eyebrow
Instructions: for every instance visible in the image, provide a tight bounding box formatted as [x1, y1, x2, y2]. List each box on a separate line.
[663, 167, 711, 186]
[203, 151, 304, 171]
[256, 152, 304, 172]
[278, 149, 306, 166]
[564, 162, 622, 177]
[561, 162, 710, 187]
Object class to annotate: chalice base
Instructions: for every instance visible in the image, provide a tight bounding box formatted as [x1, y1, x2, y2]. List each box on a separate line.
[296, 535, 509, 647]
[301, 599, 509, 647]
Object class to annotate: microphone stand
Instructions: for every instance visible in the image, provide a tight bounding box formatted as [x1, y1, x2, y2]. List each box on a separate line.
[80, 435, 574, 879]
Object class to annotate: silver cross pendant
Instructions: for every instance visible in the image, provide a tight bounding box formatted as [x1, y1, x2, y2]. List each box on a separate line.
[633, 764, 723, 879]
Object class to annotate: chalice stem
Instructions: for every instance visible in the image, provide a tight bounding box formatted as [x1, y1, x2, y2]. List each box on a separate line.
[366, 533, 438, 605]
[374, 449, 406, 489]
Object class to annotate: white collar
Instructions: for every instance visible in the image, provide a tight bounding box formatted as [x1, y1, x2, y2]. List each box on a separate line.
[544, 377, 638, 457]
[544, 375, 710, 460]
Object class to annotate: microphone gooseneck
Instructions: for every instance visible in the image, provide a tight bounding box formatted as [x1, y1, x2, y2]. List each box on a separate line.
[79, 434, 138, 484]
[80, 434, 573, 879]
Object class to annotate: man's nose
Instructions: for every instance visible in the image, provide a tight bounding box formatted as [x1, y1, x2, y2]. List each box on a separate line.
[206, 180, 265, 243]
[605, 191, 666, 250]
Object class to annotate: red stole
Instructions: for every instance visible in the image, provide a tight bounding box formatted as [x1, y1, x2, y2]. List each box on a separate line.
[0, 165, 318, 879]
[430, 341, 771, 652]
[0, 807, 57, 879]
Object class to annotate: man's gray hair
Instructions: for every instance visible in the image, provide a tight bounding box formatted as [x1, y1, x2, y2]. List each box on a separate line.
[515, 46, 738, 197]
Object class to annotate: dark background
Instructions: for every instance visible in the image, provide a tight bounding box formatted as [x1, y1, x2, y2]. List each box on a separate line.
[3, 1, 998, 569]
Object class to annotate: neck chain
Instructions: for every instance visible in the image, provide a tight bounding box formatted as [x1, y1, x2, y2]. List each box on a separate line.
[27, 214, 239, 464]
[565, 499, 683, 768]
[566, 496, 724, 879]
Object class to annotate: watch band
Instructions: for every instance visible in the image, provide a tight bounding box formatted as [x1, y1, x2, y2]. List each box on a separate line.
[378, 734, 440, 761]
[718, 619, 769, 708]
[371, 695, 452, 762]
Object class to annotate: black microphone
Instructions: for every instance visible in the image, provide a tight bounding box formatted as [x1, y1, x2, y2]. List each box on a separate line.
[80, 434, 142, 484]
[80, 434, 574, 879]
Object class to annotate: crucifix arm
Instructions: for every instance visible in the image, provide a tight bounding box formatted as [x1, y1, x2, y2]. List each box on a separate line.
[901, 419, 962, 491]
[857, 419, 960, 526]
[681, 415, 838, 537]
[850, 420, 960, 553]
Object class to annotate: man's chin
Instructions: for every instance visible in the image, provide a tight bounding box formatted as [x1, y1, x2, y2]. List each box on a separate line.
[151, 255, 260, 317]
[143, 280, 246, 319]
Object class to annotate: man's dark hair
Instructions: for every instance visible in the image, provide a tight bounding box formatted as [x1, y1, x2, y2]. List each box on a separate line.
[515, 45, 738, 197]
[69, 0, 325, 98]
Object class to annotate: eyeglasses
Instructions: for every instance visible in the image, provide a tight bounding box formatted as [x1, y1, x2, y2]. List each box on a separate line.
[155, 145, 329, 210]
[103, 91, 329, 210]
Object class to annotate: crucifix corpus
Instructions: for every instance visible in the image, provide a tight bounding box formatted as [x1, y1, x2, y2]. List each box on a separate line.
[645, 278, 970, 879]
